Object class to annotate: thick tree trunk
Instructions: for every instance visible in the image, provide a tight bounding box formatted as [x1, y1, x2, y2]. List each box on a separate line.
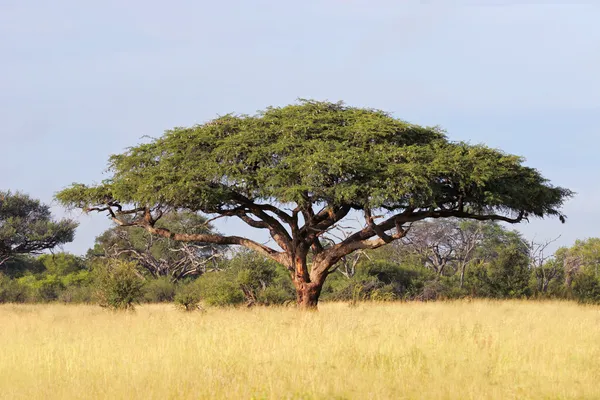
[290, 254, 327, 310]
[294, 281, 323, 310]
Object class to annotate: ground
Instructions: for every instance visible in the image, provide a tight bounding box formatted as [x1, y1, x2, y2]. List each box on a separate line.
[0, 300, 599, 399]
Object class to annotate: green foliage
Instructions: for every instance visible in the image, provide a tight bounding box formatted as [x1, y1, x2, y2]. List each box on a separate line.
[572, 270, 600, 304]
[143, 277, 176, 303]
[323, 260, 433, 302]
[0, 259, 93, 304]
[469, 246, 531, 299]
[93, 260, 145, 310]
[0, 191, 77, 265]
[230, 251, 292, 305]
[60, 270, 93, 287]
[0, 252, 93, 303]
[0, 273, 28, 303]
[198, 272, 244, 306]
[195, 251, 294, 307]
[57, 100, 570, 228]
[174, 281, 202, 311]
[38, 253, 85, 276]
[55, 101, 572, 307]
[14, 274, 64, 302]
[0, 256, 44, 278]
[35, 275, 65, 302]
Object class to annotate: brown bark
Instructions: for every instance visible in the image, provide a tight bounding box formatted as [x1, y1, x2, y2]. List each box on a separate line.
[294, 281, 322, 310]
[290, 254, 328, 310]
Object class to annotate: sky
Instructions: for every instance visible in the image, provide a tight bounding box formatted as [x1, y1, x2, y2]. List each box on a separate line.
[1, 1, 599, 255]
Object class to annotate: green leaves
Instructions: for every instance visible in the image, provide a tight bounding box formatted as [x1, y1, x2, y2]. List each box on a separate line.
[56, 100, 571, 222]
[0, 191, 78, 264]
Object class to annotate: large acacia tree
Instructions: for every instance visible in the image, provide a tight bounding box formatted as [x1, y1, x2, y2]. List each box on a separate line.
[56, 100, 571, 308]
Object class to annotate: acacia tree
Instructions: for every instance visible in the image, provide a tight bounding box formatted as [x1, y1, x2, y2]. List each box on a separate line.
[56, 100, 571, 309]
[1, 191, 77, 266]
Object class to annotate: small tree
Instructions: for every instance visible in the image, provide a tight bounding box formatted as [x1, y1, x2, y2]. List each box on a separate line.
[174, 283, 202, 311]
[522, 236, 562, 294]
[57, 100, 572, 309]
[94, 259, 145, 310]
[0, 191, 77, 266]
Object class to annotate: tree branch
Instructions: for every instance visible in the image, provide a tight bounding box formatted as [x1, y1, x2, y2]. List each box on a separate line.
[141, 224, 285, 263]
[314, 208, 525, 273]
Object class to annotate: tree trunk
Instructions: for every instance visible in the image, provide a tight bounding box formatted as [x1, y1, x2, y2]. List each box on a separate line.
[290, 254, 327, 310]
[295, 281, 322, 310]
[459, 263, 466, 288]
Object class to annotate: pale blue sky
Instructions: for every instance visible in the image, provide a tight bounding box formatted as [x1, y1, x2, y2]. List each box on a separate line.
[2, 1, 599, 255]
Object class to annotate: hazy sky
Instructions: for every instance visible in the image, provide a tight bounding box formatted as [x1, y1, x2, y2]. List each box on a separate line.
[2, 1, 599, 255]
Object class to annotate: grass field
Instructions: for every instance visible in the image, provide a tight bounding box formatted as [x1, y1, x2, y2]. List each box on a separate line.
[0, 301, 599, 399]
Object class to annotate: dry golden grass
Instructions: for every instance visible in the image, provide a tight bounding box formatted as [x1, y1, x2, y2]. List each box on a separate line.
[0, 300, 599, 399]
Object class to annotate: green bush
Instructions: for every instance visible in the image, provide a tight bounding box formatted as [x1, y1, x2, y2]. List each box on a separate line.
[34, 275, 65, 302]
[38, 253, 86, 276]
[196, 251, 295, 307]
[60, 270, 93, 287]
[0, 256, 44, 278]
[174, 281, 202, 311]
[0, 274, 28, 303]
[94, 260, 145, 310]
[257, 285, 295, 305]
[322, 261, 431, 302]
[143, 277, 176, 303]
[572, 270, 600, 304]
[198, 272, 245, 306]
[14, 274, 64, 303]
[468, 246, 531, 299]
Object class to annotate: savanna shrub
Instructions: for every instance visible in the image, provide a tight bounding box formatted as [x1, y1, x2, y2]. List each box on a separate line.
[94, 260, 145, 310]
[198, 272, 244, 306]
[174, 281, 202, 311]
[572, 270, 600, 304]
[0, 273, 28, 303]
[34, 275, 65, 302]
[143, 277, 176, 303]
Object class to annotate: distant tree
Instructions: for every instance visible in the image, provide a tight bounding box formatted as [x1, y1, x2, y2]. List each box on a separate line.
[521, 236, 562, 294]
[399, 219, 460, 276]
[56, 100, 572, 309]
[385, 219, 487, 288]
[394, 219, 485, 284]
[0, 191, 77, 266]
[0, 256, 44, 278]
[557, 238, 600, 302]
[469, 228, 531, 298]
[90, 211, 221, 282]
[38, 253, 86, 276]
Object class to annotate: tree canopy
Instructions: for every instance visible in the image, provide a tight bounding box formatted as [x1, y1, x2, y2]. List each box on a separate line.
[1, 191, 77, 266]
[56, 100, 572, 308]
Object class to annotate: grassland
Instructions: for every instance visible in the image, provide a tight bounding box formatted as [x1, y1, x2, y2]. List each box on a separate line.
[0, 301, 599, 399]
